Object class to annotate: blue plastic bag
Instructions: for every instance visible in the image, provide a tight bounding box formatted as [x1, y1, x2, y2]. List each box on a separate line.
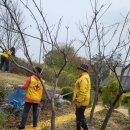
[5, 87, 25, 111]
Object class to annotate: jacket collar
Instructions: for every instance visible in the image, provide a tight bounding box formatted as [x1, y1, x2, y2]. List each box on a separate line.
[78, 72, 88, 77]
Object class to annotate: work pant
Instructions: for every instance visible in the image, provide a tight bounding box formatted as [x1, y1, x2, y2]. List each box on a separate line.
[75, 106, 88, 130]
[0, 55, 9, 71]
[20, 102, 39, 128]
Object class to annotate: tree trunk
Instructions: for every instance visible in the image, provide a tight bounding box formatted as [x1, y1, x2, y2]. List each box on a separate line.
[90, 87, 98, 122]
[39, 42, 42, 64]
[90, 78, 99, 122]
[100, 92, 123, 130]
[51, 98, 55, 130]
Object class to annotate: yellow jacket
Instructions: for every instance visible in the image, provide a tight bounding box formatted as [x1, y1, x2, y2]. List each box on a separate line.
[2, 49, 13, 59]
[73, 72, 91, 106]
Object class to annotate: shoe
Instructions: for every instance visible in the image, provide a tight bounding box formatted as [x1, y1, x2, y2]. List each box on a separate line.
[33, 125, 37, 128]
[18, 126, 25, 130]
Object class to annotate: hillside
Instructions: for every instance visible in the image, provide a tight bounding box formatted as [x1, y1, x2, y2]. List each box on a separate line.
[0, 72, 26, 86]
[0, 72, 130, 130]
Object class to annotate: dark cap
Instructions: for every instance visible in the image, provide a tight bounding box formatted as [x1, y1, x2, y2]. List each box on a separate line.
[77, 64, 88, 72]
[33, 66, 42, 74]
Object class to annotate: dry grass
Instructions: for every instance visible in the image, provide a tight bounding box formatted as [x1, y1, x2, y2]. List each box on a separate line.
[54, 109, 130, 130]
[0, 72, 53, 90]
[0, 72, 27, 86]
[1, 72, 130, 130]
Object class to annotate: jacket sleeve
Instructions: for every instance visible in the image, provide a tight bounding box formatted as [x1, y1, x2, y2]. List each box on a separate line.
[76, 79, 88, 103]
[20, 77, 31, 90]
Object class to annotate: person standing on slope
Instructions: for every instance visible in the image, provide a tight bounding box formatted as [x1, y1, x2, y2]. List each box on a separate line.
[19, 67, 45, 130]
[0, 47, 15, 71]
[73, 64, 91, 130]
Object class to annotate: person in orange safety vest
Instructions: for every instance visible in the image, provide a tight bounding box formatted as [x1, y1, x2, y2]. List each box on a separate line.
[18, 67, 45, 130]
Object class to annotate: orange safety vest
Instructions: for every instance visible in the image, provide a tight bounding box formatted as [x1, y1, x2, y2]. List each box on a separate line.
[1, 49, 12, 59]
[25, 76, 43, 102]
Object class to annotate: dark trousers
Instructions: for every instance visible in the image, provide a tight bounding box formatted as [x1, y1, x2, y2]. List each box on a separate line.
[20, 102, 39, 128]
[0, 55, 9, 71]
[75, 106, 88, 130]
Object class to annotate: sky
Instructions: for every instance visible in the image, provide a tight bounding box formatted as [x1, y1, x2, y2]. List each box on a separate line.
[17, 0, 130, 62]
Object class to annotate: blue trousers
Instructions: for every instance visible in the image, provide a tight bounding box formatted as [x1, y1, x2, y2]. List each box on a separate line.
[75, 106, 88, 130]
[20, 102, 39, 128]
[0, 55, 9, 71]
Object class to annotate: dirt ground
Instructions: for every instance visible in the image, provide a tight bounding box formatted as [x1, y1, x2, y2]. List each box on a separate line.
[2, 105, 130, 130]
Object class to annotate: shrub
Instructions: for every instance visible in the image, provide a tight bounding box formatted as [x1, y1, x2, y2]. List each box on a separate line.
[43, 67, 76, 88]
[58, 72, 76, 88]
[128, 99, 130, 116]
[0, 112, 7, 128]
[122, 93, 130, 104]
[9, 57, 76, 88]
[0, 86, 10, 101]
[42, 67, 54, 84]
[10, 57, 32, 76]
[100, 73, 123, 108]
[61, 87, 73, 100]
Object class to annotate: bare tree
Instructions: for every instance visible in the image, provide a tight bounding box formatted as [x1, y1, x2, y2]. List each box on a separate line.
[79, 2, 130, 130]
[80, 0, 130, 129]
[100, 11, 130, 130]
[0, 0, 76, 130]
[0, 0, 25, 52]
[2, 0, 130, 130]
[78, 0, 114, 122]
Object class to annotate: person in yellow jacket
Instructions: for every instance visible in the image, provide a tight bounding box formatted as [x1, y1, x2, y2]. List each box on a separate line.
[18, 67, 45, 130]
[73, 64, 91, 130]
[0, 47, 15, 71]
